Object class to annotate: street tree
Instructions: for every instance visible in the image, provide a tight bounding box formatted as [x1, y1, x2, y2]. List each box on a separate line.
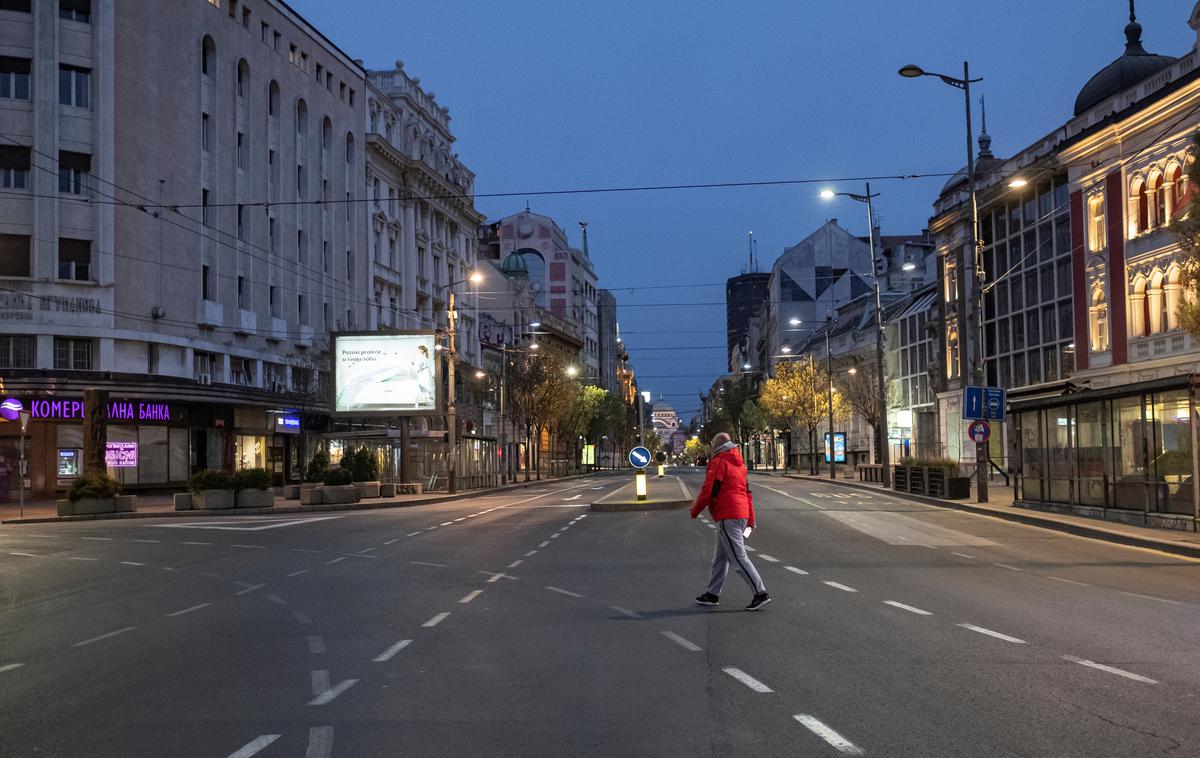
[1172, 131, 1200, 336]
[838, 363, 898, 464]
[760, 358, 849, 474]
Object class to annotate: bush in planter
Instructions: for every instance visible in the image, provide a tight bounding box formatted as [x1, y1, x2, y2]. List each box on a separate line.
[305, 450, 330, 483]
[232, 467, 274, 492]
[68, 473, 121, 503]
[323, 467, 353, 486]
[189, 469, 234, 493]
[346, 447, 379, 483]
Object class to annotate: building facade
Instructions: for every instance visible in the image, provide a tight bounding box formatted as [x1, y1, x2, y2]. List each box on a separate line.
[0, 0, 366, 499]
[726, 271, 769, 372]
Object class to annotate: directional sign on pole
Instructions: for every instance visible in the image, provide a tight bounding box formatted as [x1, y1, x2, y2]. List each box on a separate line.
[963, 386, 1007, 421]
[628, 446, 651, 469]
[967, 419, 991, 444]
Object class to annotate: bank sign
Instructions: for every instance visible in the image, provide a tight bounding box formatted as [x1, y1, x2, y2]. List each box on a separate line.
[12, 398, 174, 422]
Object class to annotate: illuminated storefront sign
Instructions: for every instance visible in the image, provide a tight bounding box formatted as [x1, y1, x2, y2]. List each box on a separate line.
[274, 414, 301, 434]
[105, 442, 139, 468]
[20, 398, 173, 421]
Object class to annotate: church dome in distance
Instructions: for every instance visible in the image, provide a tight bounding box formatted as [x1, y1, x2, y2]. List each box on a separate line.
[500, 251, 529, 278]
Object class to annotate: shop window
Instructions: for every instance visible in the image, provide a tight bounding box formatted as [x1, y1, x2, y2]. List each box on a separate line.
[0, 335, 35, 368]
[57, 238, 92, 281]
[1113, 395, 1150, 511]
[1020, 412, 1043, 502]
[1151, 391, 1194, 516]
[53, 337, 93, 370]
[1044, 406, 1074, 503]
[0, 144, 30, 188]
[0, 234, 31, 277]
[1075, 402, 1108, 506]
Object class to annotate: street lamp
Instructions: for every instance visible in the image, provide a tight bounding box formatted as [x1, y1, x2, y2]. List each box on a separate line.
[443, 270, 483, 494]
[899, 60, 990, 503]
[824, 315, 837, 481]
[821, 183, 891, 486]
[566, 365, 579, 378]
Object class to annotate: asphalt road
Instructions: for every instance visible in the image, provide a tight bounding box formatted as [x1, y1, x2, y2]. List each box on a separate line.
[3, 470, 1200, 757]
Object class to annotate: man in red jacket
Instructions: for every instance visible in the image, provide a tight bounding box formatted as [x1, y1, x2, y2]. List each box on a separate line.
[690, 433, 770, 611]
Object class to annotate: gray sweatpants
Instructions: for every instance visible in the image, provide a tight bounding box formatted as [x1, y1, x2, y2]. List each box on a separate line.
[707, 518, 766, 596]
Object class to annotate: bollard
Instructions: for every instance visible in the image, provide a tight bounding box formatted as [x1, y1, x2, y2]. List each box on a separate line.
[657, 463, 664, 478]
[635, 469, 647, 501]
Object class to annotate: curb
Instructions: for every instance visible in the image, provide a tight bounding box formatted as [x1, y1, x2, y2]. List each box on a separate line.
[1, 472, 611, 525]
[762, 472, 1200, 561]
[590, 475, 692, 513]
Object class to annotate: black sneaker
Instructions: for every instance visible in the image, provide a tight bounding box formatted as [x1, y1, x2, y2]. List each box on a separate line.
[695, 592, 720, 606]
[746, 592, 772, 611]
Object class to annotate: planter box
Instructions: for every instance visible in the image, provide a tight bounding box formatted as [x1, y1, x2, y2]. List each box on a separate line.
[282, 484, 301, 500]
[379, 483, 396, 498]
[299, 487, 325, 505]
[323, 485, 361, 504]
[236, 489, 275, 509]
[193, 489, 235, 510]
[174, 492, 193, 510]
[56, 499, 74, 516]
[72, 497, 118, 515]
[945, 476, 971, 500]
[397, 482, 424, 495]
[354, 481, 381, 499]
[114, 495, 137, 513]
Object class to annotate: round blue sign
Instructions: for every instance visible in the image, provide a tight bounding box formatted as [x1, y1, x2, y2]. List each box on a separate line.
[628, 446, 651, 468]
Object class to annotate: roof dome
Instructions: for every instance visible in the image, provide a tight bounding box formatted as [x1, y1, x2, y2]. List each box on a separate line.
[500, 251, 529, 277]
[1073, 11, 1176, 117]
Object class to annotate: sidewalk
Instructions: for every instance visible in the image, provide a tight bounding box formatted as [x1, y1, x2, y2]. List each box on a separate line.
[764, 471, 1200, 561]
[0, 472, 604, 525]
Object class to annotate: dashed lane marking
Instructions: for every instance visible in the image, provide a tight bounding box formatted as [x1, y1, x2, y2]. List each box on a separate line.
[166, 603, 212, 617]
[232, 544, 265, 550]
[454, 517, 467, 522]
[181, 542, 211, 546]
[72, 627, 137, 647]
[81, 537, 112, 541]
[373, 639, 413, 662]
[407, 532, 421, 537]
[325, 557, 346, 565]
[525, 550, 538, 557]
[784, 566, 809, 576]
[550, 533, 561, 539]
[234, 583, 266, 596]
[1062, 655, 1158, 684]
[758, 554, 780, 563]
[508, 560, 524, 568]
[307, 636, 326, 654]
[358, 547, 377, 554]
[1047, 575, 1091, 587]
[305, 726, 334, 758]
[722, 667, 773, 693]
[823, 581, 858, 593]
[292, 548, 322, 554]
[266, 594, 287, 605]
[538, 541, 550, 548]
[610, 605, 642, 619]
[9, 552, 37, 557]
[440, 522, 453, 526]
[383, 539, 399, 545]
[410, 560, 446, 567]
[660, 630, 702, 651]
[460, 590, 483, 604]
[422, 612, 450, 628]
[308, 679, 358, 706]
[1120, 591, 1182, 606]
[0, 663, 26, 674]
[950, 552, 975, 559]
[883, 600, 932, 616]
[793, 714, 864, 755]
[286, 570, 310, 578]
[227, 734, 281, 758]
[761, 485, 824, 509]
[69, 557, 98, 562]
[486, 572, 507, 584]
[120, 561, 146, 567]
[957, 623, 1026, 644]
[545, 586, 583, 598]
[132, 539, 160, 543]
[994, 563, 1024, 572]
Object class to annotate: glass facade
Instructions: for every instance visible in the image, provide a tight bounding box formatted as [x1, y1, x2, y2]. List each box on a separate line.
[1016, 386, 1195, 518]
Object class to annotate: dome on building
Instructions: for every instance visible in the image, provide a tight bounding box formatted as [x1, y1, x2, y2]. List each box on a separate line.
[1073, 11, 1176, 117]
[499, 251, 529, 278]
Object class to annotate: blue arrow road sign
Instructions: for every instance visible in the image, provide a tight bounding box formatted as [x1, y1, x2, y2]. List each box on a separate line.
[628, 446, 651, 468]
[962, 386, 984, 420]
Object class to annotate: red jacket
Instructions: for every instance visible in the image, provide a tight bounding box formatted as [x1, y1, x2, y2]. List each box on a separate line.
[690, 445, 755, 526]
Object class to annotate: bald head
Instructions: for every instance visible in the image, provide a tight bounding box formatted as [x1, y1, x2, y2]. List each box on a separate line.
[710, 432, 731, 453]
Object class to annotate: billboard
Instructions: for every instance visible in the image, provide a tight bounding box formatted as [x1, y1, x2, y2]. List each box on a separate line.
[332, 332, 440, 415]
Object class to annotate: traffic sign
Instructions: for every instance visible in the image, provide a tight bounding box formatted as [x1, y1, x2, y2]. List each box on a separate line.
[962, 386, 1007, 421]
[655, 451, 666, 463]
[967, 419, 991, 444]
[628, 446, 651, 468]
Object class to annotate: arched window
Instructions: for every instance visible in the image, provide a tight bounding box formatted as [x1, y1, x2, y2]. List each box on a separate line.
[1149, 171, 1165, 228]
[236, 59, 248, 99]
[322, 117, 332, 152]
[1131, 274, 1148, 337]
[201, 36, 215, 77]
[1169, 163, 1187, 217]
[1149, 270, 1165, 334]
[345, 132, 354, 165]
[267, 80, 279, 118]
[1087, 194, 1106, 252]
[296, 99, 307, 135]
[1089, 286, 1109, 351]
[1132, 177, 1148, 235]
[945, 325, 959, 379]
[1166, 265, 1182, 332]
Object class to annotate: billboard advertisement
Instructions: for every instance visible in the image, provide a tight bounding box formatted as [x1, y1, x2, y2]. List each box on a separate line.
[332, 332, 440, 415]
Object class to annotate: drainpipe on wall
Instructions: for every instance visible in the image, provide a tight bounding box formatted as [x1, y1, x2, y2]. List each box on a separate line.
[1191, 378, 1199, 528]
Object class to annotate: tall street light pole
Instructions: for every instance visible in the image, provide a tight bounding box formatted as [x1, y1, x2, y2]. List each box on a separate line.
[444, 271, 483, 494]
[820, 183, 891, 486]
[899, 61, 989, 503]
[825, 318, 836, 481]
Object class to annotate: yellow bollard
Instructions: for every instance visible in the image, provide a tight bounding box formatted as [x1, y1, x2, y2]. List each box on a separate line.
[635, 469, 647, 501]
[657, 463, 665, 478]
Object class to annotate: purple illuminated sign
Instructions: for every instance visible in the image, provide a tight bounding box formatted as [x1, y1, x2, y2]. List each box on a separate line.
[105, 442, 138, 468]
[26, 399, 173, 422]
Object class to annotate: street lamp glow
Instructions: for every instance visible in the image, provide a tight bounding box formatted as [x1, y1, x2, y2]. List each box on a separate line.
[743, 363, 752, 370]
[781, 345, 792, 354]
[789, 318, 801, 325]
[902, 261, 917, 271]
[898, 64, 926, 78]
[529, 321, 541, 328]
[529, 342, 539, 350]
[566, 366, 578, 377]
[475, 370, 486, 379]
[848, 367, 857, 374]
[819, 189, 836, 200]
[1008, 177, 1029, 189]
[468, 271, 484, 283]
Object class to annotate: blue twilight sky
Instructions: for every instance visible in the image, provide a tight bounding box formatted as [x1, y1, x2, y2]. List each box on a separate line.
[290, 0, 1197, 421]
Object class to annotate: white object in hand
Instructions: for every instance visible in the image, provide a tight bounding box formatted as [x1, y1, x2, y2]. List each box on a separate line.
[743, 526, 753, 540]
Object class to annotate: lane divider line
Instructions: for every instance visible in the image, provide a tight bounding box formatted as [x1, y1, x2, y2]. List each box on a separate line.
[383, 539, 399, 545]
[410, 561, 446, 568]
[784, 566, 809, 576]
[525, 550, 538, 557]
[609, 605, 642, 619]
[166, 603, 212, 618]
[69, 557, 98, 562]
[883, 600, 932, 616]
[508, 560, 524, 568]
[758, 554, 780, 563]
[793, 714, 865, 755]
[286, 570, 309, 578]
[660, 630, 702, 651]
[226, 734, 281, 758]
[486, 573, 507, 584]
[0, 663, 26, 674]
[266, 594, 287, 605]
[950, 552, 975, 559]
[822, 581, 858, 593]
[459, 590, 483, 604]
[539, 541, 550, 548]
[234, 583, 267, 596]
[325, 557, 346, 565]
[72, 626, 137, 647]
[81, 537, 112, 541]
[545, 586, 583, 598]
[1046, 575, 1091, 587]
[722, 667, 773, 693]
[956, 623, 1026, 644]
[373, 639, 413, 662]
[1061, 655, 1158, 684]
[1120, 591, 1182, 606]
[308, 679, 358, 706]
[994, 563, 1024, 572]
[120, 561, 147, 567]
[422, 612, 451, 628]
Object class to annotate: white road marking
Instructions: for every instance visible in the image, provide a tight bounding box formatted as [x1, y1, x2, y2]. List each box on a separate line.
[508, 559, 524, 568]
[181, 541, 211, 546]
[9, 552, 37, 557]
[266, 594, 287, 605]
[591, 486, 604, 489]
[234, 583, 266, 596]
[307, 636, 326, 654]
[383, 539, 399, 545]
[440, 521, 453, 526]
[884, 600, 932, 616]
[550, 533, 561, 539]
[0, 663, 26, 674]
[454, 517, 466, 522]
[486, 572, 507, 583]
[1047, 575, 1091, 587]
[1120, 591, 1182, 606]
[784, 566, 809, 576]
[609, 605, 642, 619]
[563, 494, 582, 501]
[292, 548, 323, 554]
[539, 541, 550, 548]
[406, 531, 421, 537]
[120, 561, 146, 567]
[425, 526, 438, 531]
[166, 603, 211, 617]
[311, 670, 331, 696]
[744, 545, 757, 552]
[545, 586, 583, 598]
[957, 623, 1026, 644]
[525, 550, 538, 557]
[132, 539, 160, 543]
[81, 536, 112, 541]
[823, 581, 858, 593]
[758, 554, 780, 563]
[72, 626, 136, 647]
[292, 611, 312, 625]
[794, 714, 864, 755]
[286, 570, 310, 578]
[422, 612, 450, 628]
[325, 557, 346, 565]
[373, 639, 413, 662]
[305, 726, 334, 758]
[1062, 655, 1158, 684]
[156, 516, 342, 532]
[722, 667, 773, 693]
[660, 630, 702, 652]
[232, 544, 265, 550]
[308, 679, 358, 706]
[358, 547, 377, 554]
[69, 557, 98, 562]
[994, 562, 1024, 572]
[460, 590, 483, 604]
[950, 552, 975, 559]
[227, 734, 281, 758]
[410, 560, 446, 567]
